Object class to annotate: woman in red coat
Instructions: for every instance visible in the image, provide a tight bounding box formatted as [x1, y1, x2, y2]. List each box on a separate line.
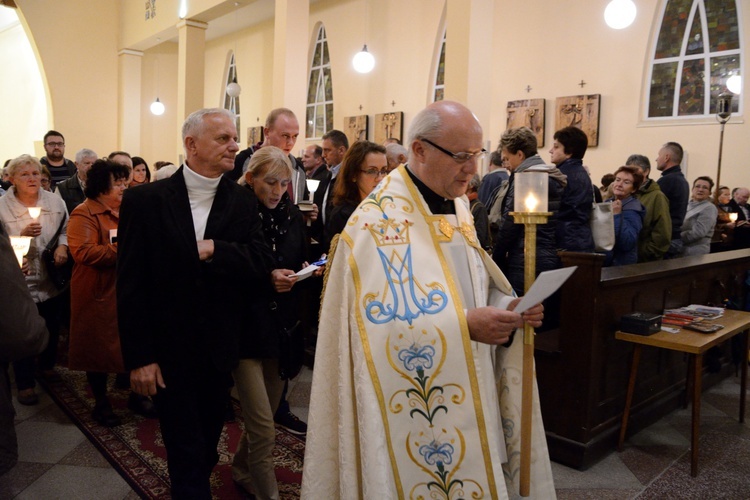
[67, 159, 144, 427]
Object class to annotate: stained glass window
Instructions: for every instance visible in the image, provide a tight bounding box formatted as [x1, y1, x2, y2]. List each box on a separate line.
[648, 0, 741, 119]
[306, 25, 333, 139]
[433, 30, 446, 102]
[223, 52, 240, 132]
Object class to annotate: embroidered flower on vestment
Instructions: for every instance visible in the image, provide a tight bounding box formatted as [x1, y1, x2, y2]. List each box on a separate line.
[418, 439, 454, 466]
[397, 343, 435, 371]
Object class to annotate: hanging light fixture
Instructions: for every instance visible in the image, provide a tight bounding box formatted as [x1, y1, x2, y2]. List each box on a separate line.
[178, 0, 188, 19]
[352, 0, 374, 73]
[226, 79, 242, 98]
[604, 0, 637, 30]
[150, 98, 165, 116]
[353, 45, 375, 74]
[151, 49, 165, 116]
[226, 3, 242, 98]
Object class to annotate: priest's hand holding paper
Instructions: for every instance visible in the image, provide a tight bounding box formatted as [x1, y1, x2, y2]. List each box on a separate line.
[466, 307, 523, 345]
[509, 299, 544, 329]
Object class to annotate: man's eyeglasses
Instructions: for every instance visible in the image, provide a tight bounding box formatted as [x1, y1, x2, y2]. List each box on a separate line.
[421, 138, 487, 164]
[46, 142, 65, 148]
[361, 168, 388, 177]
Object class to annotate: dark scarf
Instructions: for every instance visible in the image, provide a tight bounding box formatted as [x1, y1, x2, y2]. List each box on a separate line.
[257, 192, 293, 254]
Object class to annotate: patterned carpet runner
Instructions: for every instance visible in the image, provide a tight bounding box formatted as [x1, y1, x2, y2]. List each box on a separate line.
[42, 368, 304, 499]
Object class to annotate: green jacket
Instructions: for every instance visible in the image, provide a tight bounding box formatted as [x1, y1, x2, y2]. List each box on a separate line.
[636, 179, 672, 262]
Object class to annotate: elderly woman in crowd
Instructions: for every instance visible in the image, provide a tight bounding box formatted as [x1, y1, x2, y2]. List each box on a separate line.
[680, 176, 718, 257]
[129, 157, 151, 187]
[40, 166, 52, 192]
[233, 146, 313, 499]
[68, 159, 156, 427]
[605, 165, 645, 266]
[0, 154, 69, 405]
[325, 141, 388, 248]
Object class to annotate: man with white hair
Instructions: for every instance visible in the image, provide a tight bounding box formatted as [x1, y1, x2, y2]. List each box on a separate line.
[302, 101, 555, 499]
[55, 148, 97, 215]
[117, 108, 272, 498]
[385, 142, 408, 172]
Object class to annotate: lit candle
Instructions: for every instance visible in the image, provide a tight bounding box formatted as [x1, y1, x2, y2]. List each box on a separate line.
[10, 236, 32, 268]
[513, 170, 548, 213]
[524, 194, 539, 212]
[306, 179, 320, 203]
[28, 207, 41, 220]
[729, 213, 738, 222]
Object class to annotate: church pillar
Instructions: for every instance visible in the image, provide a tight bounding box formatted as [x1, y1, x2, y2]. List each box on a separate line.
[444, 0, 494, 130]
[118, 49, 143, 155]
[176, 19, 208, 157]
[272, 0, 309, 145]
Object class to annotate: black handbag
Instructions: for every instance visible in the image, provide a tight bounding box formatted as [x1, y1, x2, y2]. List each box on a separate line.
[270, 301, 304, 380]
[42, 214, 73, 290]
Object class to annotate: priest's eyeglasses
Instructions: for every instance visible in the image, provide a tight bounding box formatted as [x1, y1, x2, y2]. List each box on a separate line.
[421, 138, 487, 164]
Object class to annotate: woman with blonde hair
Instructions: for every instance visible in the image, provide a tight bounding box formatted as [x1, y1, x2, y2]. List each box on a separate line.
[233, 146, 312, 499]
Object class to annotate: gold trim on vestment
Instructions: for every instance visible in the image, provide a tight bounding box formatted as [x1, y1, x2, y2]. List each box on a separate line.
[399, 165, 499, 499]
[343, 229, 406, 497]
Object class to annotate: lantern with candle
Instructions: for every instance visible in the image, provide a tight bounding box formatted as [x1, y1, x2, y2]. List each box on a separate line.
[509, 168, 552, 497]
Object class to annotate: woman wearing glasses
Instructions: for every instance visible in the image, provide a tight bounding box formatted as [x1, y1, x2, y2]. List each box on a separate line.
[325, 141, 387, 249]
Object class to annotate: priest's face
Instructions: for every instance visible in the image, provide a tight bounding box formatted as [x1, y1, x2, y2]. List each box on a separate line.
[410, 101, 486, 200]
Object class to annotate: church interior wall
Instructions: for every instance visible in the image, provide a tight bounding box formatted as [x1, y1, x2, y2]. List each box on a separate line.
[3, 0, 748, 192]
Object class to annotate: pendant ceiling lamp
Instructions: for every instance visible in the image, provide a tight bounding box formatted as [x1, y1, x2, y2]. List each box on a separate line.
[352, 0, 374, 73]
[150, 51, 165, 116]
[604, 0, 637, 30]
[353, 45, 375, 74]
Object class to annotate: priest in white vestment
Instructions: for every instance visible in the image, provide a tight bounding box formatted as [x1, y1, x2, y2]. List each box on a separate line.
[302, 101, 556, 499]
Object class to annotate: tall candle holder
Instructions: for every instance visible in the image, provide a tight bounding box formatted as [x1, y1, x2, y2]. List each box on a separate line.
[509, 170, 550, 497]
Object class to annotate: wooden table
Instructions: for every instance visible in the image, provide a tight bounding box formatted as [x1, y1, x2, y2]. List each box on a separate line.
[616, 309, 749, 477]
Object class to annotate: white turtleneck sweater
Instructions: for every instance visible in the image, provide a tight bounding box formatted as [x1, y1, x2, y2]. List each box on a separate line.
[182, 163, 222, 240]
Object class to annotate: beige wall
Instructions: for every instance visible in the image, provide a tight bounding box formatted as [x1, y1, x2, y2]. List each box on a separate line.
[15, 0, 120, 159]
[6, 0, 749, 190]
[0, 20, 47, 160]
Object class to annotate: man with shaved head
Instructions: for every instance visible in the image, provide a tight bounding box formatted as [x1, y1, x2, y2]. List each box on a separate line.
[302, 101, 555, 498]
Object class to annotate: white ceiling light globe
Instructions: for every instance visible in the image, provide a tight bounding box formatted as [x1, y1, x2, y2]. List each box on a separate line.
[353, 45, 375, 74]
[150, 98, 165, 116]
[604, 0, 637, 30]
[726, 74, 742, 94]
[226, 82, 242, 98]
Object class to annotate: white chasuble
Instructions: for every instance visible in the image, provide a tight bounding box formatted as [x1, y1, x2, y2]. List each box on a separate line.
[302, 166, 555, 499]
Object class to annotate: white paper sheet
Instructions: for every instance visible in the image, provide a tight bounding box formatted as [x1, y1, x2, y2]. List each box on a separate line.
[293, 264, 320, 281]
[513, 266, 578, 314]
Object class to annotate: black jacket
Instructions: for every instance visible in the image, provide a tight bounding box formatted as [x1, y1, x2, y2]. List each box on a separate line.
[493, 159, 566, 294]
[656, 166, 690, 240]
[55, 174, 85, 215]
[240, 191, 308, 359]
[117, 166, 273, 374]
[556, 158, 594, 252]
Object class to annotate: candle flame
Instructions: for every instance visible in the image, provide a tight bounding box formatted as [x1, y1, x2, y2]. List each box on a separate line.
[524, 194, 538, 212]
[28, 207, 41, 220]
[729, 213, 738, 222]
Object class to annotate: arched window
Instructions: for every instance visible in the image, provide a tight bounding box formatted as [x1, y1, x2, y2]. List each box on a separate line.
[306, 25, 333, 139]
[647, 0, 742, 119]
[433, 29, 446, 102]
[223, 51, 240, 132]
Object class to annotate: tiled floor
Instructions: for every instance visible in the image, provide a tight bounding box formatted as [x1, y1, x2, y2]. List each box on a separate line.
[1, 367, 747, 498]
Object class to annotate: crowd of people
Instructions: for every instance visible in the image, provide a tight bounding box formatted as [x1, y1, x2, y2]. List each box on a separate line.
[1, 102, 748, 498]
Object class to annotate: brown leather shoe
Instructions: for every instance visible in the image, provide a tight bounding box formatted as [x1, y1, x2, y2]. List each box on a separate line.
[17, 388, 38, 406]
